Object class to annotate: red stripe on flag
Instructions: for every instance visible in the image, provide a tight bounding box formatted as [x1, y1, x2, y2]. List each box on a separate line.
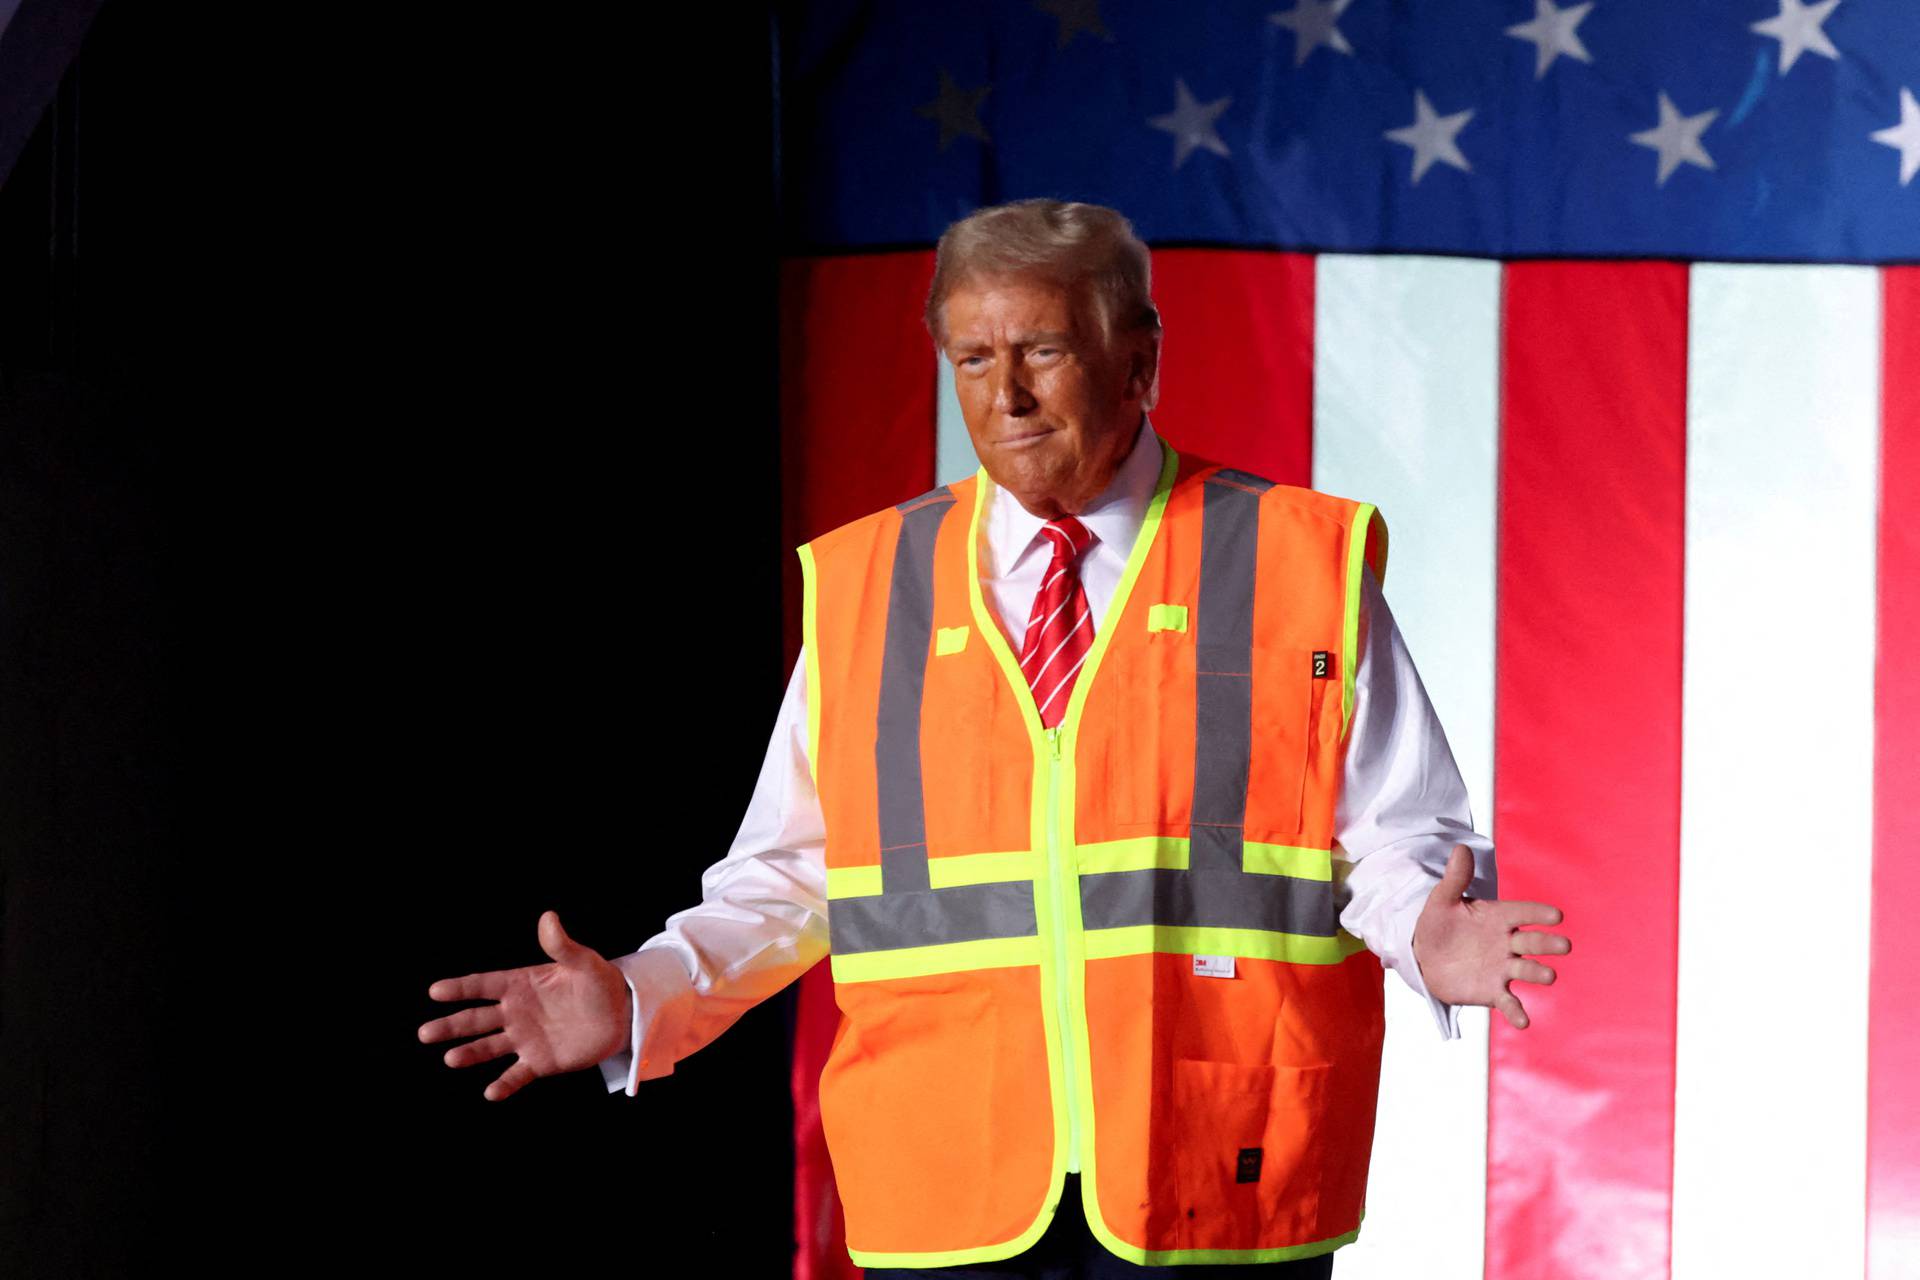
[1489, 261, 1688, 1280]
[779, 251, 936, 1280]
[1869, 265, 1920, 1280]
[780, 252, 939, 665]
[1148, 249, 1314, 485]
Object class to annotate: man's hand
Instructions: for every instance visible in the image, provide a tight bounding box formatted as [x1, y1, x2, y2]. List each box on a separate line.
[1411, 844, 1570, 1030]
[417, 910, 631, 1101]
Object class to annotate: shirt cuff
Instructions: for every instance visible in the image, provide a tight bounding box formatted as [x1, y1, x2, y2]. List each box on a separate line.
[1387, 885, 1461, 1041]
[596, 945, 696, 1096]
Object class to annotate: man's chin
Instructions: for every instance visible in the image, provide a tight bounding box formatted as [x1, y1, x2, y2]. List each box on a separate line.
[984, 446, 1054, 483]
[984, 463, 1081, 518]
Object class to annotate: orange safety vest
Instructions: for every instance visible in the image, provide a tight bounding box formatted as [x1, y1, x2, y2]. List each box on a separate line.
[797, 442, 1392, 1270]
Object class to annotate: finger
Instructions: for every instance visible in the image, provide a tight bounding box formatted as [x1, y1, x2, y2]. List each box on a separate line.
[1491, 900, 1565, 929]
[1429, 844, 1474, 903]
[443, 1031, 516, 1070]
[426, 971, 514, 1003]
[1508, 957, 1557, 986]
[1493, 986, 1530, 1030]
[1510, 932, 1571, 957]
[538, 909, 592, 970]
[485, 1060, 537, 1103]
[418, 1004, 507, 1045]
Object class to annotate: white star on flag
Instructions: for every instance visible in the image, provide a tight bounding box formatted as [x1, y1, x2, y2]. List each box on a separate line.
[1629, 92, 1717, 186]
[1505, 0, 1594, 80]
[1385, 90, 1474, 185]
[1751, 0, 1842, 75]
[1148, 78, 1232, 169]
[1270, 0, 1354, 68]
[1871, 86, 1920, 186]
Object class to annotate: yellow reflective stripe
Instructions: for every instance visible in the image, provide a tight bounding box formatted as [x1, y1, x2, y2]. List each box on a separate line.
[935, 624, 970, 655]
[1242, 841, 1333, 881]
[928, 849, 1034, 888]
[1340, 502, 1378, 742]
[827, 934, 1043, 984]
[1146, 602, 1188, 632]
[850, 1201, 1063, 1271]
[828, 851, 1033, 904]
[1076, 1214, 1362, 1268]
[825, 864, 883, 899]
[965, 467, 1074, 1194]
[1082, 924, 1359, 966]
[1059, 442, 1179, 1179]
[1076, 836, 1188, 874]
[965, 469, 1048, 745]
[1060, 442, 1179, 1184]
[855, 1218, 1357, 1270]
[798, 542, 824, 779]
[1062, 442, 1178, 738]
[1370, 504, 1390, 583]
[1075, 837, 1331, 879]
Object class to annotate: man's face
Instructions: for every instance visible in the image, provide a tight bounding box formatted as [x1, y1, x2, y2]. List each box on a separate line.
[940, 273, 1155, 520]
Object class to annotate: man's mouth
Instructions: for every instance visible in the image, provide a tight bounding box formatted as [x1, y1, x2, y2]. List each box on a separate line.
[998, 426, 1055, 448]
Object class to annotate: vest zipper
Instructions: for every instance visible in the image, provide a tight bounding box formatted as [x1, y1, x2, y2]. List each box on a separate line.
[1045, 723, 1082, 1175]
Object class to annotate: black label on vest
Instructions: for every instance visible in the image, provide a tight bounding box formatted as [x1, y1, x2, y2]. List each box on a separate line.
[1312, 650, 1331, 679]
[1236, 1147, 1263, 1183]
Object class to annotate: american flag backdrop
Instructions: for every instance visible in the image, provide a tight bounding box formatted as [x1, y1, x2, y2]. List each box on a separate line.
[769, 4, 1920, 1278]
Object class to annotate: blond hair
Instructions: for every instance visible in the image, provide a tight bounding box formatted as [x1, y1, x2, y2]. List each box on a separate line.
[924, 199, 1163, 406]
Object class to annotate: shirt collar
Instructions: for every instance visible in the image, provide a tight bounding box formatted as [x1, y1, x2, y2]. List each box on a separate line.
[986, 414, 1164, 575]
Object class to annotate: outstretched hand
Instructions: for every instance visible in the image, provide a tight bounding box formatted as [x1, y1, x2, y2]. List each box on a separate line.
[1411, 844, 1570, 1030]
[417, 910, 631, 1101]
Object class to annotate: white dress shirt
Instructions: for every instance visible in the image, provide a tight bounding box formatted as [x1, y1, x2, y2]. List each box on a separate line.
[599, 417, 1497, 1096]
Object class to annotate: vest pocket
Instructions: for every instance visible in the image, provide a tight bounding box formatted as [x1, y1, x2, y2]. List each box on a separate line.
[1081, 643, 1182, 835]
[1247, 643, 1327, 839]
[1172, 1057, 1330, 1250]
[1085, 640, 1332, 840]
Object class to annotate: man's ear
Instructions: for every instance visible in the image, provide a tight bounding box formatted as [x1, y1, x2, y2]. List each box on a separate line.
[1127, 331, 1163, 410]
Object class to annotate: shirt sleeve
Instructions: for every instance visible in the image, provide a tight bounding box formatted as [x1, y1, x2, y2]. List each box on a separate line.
[1332, 562, 1497, 1042]
[597, 650, 830, 1095]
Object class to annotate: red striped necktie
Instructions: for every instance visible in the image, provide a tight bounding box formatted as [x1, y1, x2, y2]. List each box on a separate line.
[1019, 516, 1096, 729]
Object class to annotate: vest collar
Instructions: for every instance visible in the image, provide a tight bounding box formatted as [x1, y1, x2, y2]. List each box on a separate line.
[966, 425, 1181, 746]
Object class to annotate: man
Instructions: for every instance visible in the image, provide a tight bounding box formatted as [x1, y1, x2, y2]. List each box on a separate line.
[418, 199, 1570, 1278]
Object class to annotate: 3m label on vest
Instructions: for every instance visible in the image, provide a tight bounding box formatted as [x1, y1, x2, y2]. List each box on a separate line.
[1192, 954, 1236, 978]
[1312, 650, 1331, 678]
[1237, 1148, 1263, 1183]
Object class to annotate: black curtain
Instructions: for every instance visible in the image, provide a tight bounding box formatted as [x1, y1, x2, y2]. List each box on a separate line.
[1, 6, 795, 1273]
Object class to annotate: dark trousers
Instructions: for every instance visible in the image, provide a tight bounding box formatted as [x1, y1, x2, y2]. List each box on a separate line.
[862, 1175, 1337, 1280]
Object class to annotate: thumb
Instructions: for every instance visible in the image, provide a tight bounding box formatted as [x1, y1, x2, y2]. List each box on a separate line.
[537, 909, 591, 968]
[1430, 844, 1474, 903]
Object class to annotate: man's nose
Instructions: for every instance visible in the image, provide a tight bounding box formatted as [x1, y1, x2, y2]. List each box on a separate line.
[989, 361, 1037, 416]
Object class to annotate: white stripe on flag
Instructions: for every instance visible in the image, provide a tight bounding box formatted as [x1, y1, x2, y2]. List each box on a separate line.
[1312, 254, 1501, 1280]
[1673, 264, 1880, 1280]
[936, 355, 978, 487]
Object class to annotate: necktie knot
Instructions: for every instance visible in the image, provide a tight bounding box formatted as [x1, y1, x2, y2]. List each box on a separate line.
[1040, 516, 1093, 565]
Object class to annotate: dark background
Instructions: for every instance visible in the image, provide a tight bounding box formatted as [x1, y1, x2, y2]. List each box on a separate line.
[1, 6, 797, 1273]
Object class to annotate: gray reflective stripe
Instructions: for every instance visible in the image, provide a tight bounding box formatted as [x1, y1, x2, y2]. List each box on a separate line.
[1079, 868, 1337, 937]
[829, 881, 1040, 954]
[873, 486, 956, 895]
[840, 483, 1044, 963]
[1208, 467, 1276, 494]
[1079, 466, 1338, 944]
[1189, 474, 1262, 875]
